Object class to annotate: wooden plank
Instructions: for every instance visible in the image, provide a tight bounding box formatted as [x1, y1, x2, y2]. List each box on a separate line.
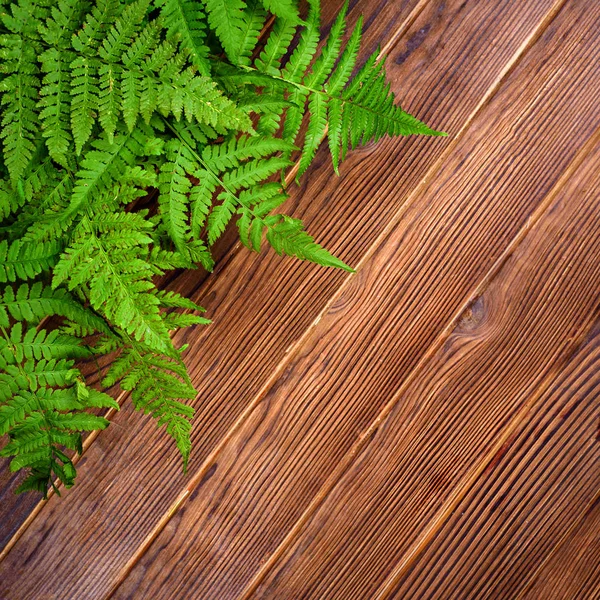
[88, 3, 600, 599]
[247, 118, 600, 598]
[521, 497, 600, 600]
[0, 0, 580, 596]
[0, 0, 427, 556]
[383, 318, 600, 598]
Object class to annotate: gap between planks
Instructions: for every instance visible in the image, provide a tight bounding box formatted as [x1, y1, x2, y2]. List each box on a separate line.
[101, 1, 571, 597]
[0, 0, 432, 569]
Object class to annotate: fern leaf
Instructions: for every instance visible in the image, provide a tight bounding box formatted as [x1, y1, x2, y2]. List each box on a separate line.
[71, 0, 121, 53]
[222, 156, 291, 191]
[232, 0, 266, 67]
[207, 191, 236, 245]
[305, 0, 347, 88]
[259, 0, 298, 22]
[155, 0, 210, 74]
[0, 239, 62, 283]
[0, 66, 40, 183]
[158, 140, 197, 250]
[202, 0, 247, 62]
[39, 48, 73, 166]
[255, 16, 296, 76]
[189, 169, 217, 239]
[70, 56, 99, 154]
[0, 282, 108, 332]
[98, 0, 150, 62]
[297, 92, 327, 179]
[98, 63, 121, 143]
[202, 135, 294, 172]
[104, 342, 196, 467]
[0, 324, 90, 365]
[264, 215, 353, 271]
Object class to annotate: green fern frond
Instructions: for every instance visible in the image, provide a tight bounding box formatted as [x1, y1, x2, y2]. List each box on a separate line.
[0, 239, 62, 282]
[202, 0, 247, 63]
[0, 282, 108, 331]
[0, 47, 40, 182]
[0, 324, 90, 365]
[53, 213, 171, 353]
[103, 340, 197, 468]
[239, 213, 354, 271]
[231, 0, 266, 67]
[155, 0, 210, 74]
[259, 0, 299, 22]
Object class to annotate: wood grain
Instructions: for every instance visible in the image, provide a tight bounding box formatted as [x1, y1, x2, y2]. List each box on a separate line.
[383, 285, 600, 598]
[0, 0, 569, 595]
[0, 0, 431, 559]
[250, 104, 600, 599]
[90, 2, 600, 599]
[521, 497, 600, 600]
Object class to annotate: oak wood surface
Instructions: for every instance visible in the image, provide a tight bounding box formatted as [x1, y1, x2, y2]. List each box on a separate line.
[249, 99, 600, 600]
[95, 1, 600, 598]
[521, 497, 600, 600]
[381, 149, 600, 599]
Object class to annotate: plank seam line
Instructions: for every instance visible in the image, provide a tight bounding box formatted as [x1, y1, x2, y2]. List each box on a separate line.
[513, 489, 600, 600]
[0, 0, 432, 572]
[103, 2, 571, 597]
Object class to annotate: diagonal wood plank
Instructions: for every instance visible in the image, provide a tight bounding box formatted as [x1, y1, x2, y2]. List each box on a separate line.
[0, 0, 569, 596]
[90, 2, 600, 599]
[520, 496, 600, 600]
[250, 118, 600, 599]
[0, 0, 434, 562]
[381, 264, 600, 598]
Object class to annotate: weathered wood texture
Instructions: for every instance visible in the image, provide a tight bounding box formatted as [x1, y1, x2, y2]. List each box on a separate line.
[2, 0, 600, 598]
[0, 0, 426, 560]
[104, 2, 600, 598]
[250, 140, 600, 598]
[522, 497, 600, 600]
[380, 142, 600, 600]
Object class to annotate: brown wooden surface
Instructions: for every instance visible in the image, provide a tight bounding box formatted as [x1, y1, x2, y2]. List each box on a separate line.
[386, 312, 600, 599]
[521, 497, 600, 600]
[2, 0, 600, 598]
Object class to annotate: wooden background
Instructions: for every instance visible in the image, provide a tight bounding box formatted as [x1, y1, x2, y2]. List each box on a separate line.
[1, 0, 600, 598]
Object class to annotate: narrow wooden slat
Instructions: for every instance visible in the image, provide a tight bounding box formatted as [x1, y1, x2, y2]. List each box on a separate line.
[381, 292, 600, 597]
[0, 0, 433, 561]
[89, 3, 600, 599]
[249, 111, 600, 599]
[520, 497, 600, 600]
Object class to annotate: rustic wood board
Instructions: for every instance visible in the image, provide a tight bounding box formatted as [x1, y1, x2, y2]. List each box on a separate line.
[385, 312, 600, 598]
[521, 497, 600, 600]
[249, 94, 600, 600]
[89, 1, 600, 598]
